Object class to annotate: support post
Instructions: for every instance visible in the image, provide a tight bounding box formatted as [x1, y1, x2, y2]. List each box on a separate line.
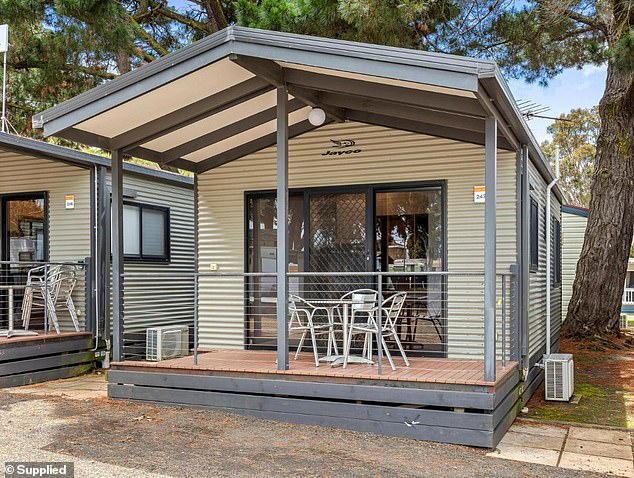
[98, 166, 111, 349]
[484, 117, 497, 382]
[193, 174, 199, 366]
[520, 146, 530, 374]
[111, 149, 124, 362]
[276, 86, 289, 370]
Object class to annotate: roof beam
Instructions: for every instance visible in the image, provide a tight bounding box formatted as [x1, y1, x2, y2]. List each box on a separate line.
[125, 145, 200, 172]
[284, 68, 485, 118]
[109, 77, 273, 151]
[159, 98, 306, 164]
[230, 54, 345, 122]
[475, 86, 520, 151]
[346, 110, 513, 150]
[195, 119, 325, 173]
[316, 90, 485, 133]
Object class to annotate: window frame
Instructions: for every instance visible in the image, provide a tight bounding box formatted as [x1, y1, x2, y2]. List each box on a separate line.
[529, 197, 539, 271]
[1, 191, 49, 263]
[123, 200, 171, 263]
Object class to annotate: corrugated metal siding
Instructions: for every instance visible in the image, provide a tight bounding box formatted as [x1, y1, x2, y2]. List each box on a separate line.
[106, 173, 195, 346]
[197, 122, 517, 357]
[527, 160, 562, 364]
[0, 150, 91, 330]
[562, 211, 587, 320]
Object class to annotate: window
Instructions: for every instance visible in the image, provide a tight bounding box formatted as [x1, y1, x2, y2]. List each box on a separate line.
[123, 201, 170, 261]
[2, 193, 47, 264]
[552, 217, 561, 285]
[529, 198, 539, 270]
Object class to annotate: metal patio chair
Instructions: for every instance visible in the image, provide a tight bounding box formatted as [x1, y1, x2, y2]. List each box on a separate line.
[22, 264, 80, 334]
[339, 289, 379, 368]
[411, 299, 443, 346]
[346, 292, 410, 371]
[57, 265, 80, 332]
[22, 264, 62, 333]
[288, 294, 338, 367]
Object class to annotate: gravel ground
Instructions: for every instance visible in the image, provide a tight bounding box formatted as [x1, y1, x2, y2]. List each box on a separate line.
[0, 391, 606, 478]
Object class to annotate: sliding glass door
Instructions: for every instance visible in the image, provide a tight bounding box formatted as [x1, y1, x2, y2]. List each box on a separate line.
[245, 183, 445, 353]
[375, 188, 445, 354]
[246, 194, 304, 346]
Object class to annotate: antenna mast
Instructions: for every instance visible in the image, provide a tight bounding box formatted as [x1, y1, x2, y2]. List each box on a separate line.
[0, 24, 8, 133]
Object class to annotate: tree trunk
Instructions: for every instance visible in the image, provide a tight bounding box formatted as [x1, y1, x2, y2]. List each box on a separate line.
[563, 61, 634, 338]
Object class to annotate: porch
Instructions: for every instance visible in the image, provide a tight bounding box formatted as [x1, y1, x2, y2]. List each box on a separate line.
[623, 288, 634, 311]
[0, 260, 95, 388]
[109, 349, 520, 448]
[0, 331, 94, 388]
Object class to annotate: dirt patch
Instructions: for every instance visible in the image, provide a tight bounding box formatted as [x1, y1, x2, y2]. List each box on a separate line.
[0, 392, 591, 478]
[525, 333, 634, 428]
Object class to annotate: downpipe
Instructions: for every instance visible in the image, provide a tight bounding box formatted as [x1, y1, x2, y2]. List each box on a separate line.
[544, 149, 560, 358]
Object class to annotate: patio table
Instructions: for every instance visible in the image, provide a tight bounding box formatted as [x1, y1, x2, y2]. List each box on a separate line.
[309, 298, 375, 367]
[0, 284, 38, 338]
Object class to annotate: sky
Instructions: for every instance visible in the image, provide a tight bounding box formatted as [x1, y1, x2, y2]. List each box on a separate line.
[507, 65, 606, 143]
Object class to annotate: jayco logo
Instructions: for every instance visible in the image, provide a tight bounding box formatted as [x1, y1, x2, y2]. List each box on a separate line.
[321, 139, 362, 156]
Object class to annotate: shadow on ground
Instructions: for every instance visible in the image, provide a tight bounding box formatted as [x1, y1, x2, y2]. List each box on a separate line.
[0, 391, 596, 478]
[525, 334, 634, 428]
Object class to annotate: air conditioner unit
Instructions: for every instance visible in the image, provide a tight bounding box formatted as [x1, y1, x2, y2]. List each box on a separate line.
[544, 353, 574, 401]
[146, 325, 189, 361]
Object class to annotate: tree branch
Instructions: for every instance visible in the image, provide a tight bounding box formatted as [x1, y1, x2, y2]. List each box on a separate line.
[535, 0, 607, 34]
[156, 7, 211, 34]
[129, 14, 169, 57]
[11, 61, 117, 80]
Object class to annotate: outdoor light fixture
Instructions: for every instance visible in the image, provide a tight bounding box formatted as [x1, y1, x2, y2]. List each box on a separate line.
[308, 107, 326, 126]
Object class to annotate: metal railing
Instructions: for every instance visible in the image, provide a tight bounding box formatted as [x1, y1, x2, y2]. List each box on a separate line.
[119, 269, 518, 382]
[0, 260, 88, 336]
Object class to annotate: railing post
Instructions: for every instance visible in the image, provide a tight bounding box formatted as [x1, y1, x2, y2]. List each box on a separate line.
[44, 264, 49, 334]
[194, 273, 199, 366]
[377, 274, 383, 376]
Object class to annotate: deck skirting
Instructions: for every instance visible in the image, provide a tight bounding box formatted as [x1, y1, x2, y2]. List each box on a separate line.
[108, 365, 521, 448]
[0, 334, 95, 388]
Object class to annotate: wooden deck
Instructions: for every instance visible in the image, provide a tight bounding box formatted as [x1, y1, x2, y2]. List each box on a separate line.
[0, 331, 94, 388]
[113, 349, 517, 388]
[109, 351, 522, 448]
[0, 330, 89, 346]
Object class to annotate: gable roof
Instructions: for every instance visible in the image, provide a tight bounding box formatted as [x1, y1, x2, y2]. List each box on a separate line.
[33, 25, 558, 196]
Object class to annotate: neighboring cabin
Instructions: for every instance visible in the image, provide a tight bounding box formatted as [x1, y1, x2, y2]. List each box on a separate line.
[561, 204, 634, 321]
[0, 132, 194, 385]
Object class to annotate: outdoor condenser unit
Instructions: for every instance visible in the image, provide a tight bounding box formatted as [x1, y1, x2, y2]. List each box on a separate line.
[146, 325, 189, 361]
[544, 353, 575, 402]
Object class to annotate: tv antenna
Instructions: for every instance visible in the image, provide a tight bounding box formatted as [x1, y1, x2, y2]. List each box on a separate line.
[517, 99, 573, 122]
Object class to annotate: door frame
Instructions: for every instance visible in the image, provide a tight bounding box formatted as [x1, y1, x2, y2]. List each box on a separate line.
[0, 191, 50, 263]
[243, 180, 448, 352]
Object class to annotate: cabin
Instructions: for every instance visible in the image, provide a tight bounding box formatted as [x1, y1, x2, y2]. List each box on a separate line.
[562, 204, 634, 322]
[0, 132, 195, 386]
[34, 27, 563, 448]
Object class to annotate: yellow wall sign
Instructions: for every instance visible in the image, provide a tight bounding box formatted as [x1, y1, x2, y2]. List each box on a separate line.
[473, 186, 486, 204]
[65, 195, 75, 209]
